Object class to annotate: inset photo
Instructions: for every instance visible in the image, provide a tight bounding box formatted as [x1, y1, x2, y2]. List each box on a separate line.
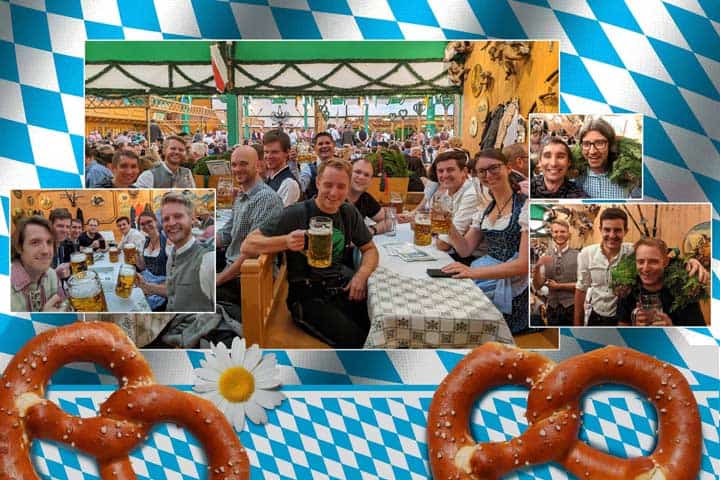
[529, 114, 643, 199]
[9, 189, 215, 314]
[530, 203, 711, 327]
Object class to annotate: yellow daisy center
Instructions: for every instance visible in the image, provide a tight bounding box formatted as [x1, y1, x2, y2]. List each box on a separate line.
[218, 366, 255, 403]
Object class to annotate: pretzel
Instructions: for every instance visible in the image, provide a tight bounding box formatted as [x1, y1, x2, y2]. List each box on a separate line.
[428, 342, 702, 480]
[0, 322, 250, 480]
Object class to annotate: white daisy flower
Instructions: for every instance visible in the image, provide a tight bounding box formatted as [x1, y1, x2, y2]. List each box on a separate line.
[193, 337, 286, 432]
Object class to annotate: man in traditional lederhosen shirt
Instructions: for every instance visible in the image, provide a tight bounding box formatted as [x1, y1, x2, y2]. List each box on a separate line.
[532, 219, 578, 326]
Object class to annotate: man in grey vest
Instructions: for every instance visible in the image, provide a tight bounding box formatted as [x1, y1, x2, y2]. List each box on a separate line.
[135, 135, 196, 188]
[532, 219, 578, 326]
[264, 129, 300, 206]
[136, 192, 214, 312]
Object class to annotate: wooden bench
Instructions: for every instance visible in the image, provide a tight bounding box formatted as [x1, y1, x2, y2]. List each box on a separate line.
[240, 253, 328, 348]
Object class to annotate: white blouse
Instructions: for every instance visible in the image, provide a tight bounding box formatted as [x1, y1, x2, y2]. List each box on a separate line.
[471, 198, 528, 232]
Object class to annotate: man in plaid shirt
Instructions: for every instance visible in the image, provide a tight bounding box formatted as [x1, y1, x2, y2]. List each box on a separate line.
[216, 145, 283, 307]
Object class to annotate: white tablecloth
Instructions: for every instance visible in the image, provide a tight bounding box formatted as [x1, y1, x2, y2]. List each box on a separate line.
[88, 251, 152, 313]
[365, 224, 513, 348]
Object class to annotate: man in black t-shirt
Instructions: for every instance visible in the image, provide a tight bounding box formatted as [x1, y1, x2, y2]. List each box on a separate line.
[242, 158, 379, 347]
[347, 158, 392, 235]
[78, 217, 107, 251]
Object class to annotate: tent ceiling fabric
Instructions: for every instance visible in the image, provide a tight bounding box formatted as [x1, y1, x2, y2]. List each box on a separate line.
[84, 41, 458, 96]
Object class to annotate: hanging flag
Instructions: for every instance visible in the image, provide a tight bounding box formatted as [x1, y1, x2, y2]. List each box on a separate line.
[210, 43, 228, 93]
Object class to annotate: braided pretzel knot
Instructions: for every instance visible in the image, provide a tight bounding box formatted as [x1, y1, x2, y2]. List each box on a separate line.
[0, 322, 250, 480]
[428, 342, 702, 480]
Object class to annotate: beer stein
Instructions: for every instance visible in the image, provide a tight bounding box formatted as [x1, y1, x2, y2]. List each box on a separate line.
[82, 247, 95, 266]
[67, 270, 107, 312]
[216, 176, 234, 210]
[108, 246, 120, 263]
[70, 252, 87, 275]
[123, 243, 137, 266]
[389, 192, 404, 215]
[306, 216, 333, 268]
[414, 212, 432, 246]
[115, 264, 136, 299]
[430, 190, 453, 235]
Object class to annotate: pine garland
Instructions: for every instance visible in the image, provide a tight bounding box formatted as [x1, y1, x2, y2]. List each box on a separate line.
[571, 137, 642, 189]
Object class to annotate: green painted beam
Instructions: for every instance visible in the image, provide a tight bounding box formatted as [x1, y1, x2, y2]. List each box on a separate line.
[85, 41, 447, 63]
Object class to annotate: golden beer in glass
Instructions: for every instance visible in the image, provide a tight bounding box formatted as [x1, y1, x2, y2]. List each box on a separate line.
[82, 247, 94, 266]
[389, 192, 404, 215]
[431, 211, 451, 235]
[216, 176, 234, 210]
[108, 247, 119, 263]
[67, 270, 107, 312]
[307, 216, 333, 268]
[115, 264, 135, 299]
[123, 243, 137, 266]
[70, 252, 87, 275]
[414, 212, 432, 246]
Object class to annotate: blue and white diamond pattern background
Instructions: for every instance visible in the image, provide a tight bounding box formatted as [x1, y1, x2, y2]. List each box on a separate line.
[0, 2, 718, 478]
[30, 387, 719, 479]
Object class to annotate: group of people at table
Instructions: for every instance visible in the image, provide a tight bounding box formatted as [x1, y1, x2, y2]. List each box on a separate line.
[11, 193, 214, 314]
[215, 128, 531, 347]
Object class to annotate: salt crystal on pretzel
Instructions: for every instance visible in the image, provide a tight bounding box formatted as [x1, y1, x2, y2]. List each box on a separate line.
[428, 342, 702, 480]
[0, 321, 250, 480]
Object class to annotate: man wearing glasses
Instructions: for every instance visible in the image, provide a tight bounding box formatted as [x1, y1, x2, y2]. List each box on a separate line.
[531, 219, 578, 326]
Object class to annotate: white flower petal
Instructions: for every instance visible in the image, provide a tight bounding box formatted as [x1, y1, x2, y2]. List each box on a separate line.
[202, 354, 220, 372]
[252, 389, 286, 409]
[243, 344, 263, 372]
[193, 381, 219, 393]
[194, 367, 220, 382]
[214, 342, 234, 370]
[255, 376, 281, 389]
[253, 352, 277, 372]
[230, 403, 246, 431]
[245, 399, 268, 425]
[230, 337, 246, 366]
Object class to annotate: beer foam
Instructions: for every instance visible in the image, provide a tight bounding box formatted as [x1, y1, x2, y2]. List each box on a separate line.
[124, 243, 135, 249]
[309, 226, 332, 235]
[71, 252, 86, 262]
[70, 273, 102, 298]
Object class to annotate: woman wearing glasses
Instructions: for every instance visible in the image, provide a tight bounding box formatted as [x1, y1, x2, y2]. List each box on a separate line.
[441, 149, 529, 334]
[576, 117, 636, 198]
[137, 211, 168, 311]
[531, 137, 589, 198]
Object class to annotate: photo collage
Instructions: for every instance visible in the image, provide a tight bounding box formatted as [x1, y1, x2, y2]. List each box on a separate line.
[1, 20, 716, 480]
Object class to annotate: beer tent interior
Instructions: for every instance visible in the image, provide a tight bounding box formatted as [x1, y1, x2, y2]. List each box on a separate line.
[84, 40, 560, 349]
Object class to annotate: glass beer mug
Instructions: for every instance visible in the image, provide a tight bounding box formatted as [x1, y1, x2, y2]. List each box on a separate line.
[67, 270, 107, 312]
[70, 252, 87, 275]
[389, 192, 404, 214]
[414, 212, 432, 246]
[123, 243, 137, 266]
[430, 189, 452, 235]
[115, 264, 136, 299]
[108, 246, 119, 263]
[82, 247, 94, 266]
[216, 176, 234, 210]
[306, 216, 333, 268]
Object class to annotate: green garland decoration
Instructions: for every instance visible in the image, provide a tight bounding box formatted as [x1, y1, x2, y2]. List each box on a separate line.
[610, 251, 709, 313]
[86, 60, 460, 97]
[570, 137, 642, 190]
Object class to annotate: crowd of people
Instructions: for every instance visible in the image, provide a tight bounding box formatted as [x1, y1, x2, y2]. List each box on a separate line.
[11, 193, 215, 314]
[531, 208, 708, 327]
[210, 125, 533, 347]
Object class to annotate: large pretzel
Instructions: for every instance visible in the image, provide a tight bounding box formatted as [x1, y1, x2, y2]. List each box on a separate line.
[0, 322, 250, 480]
[428, 342, 702, 480]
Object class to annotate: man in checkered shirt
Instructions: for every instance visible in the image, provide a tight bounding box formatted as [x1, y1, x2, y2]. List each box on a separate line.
[216, 145, 283, 310]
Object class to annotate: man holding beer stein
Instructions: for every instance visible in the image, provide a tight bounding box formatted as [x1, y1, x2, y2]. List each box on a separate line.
[136, 192, 215, 312]
[11, 216, 66, 312]
[614, 238, 705, 326]
[78, 217, 108, 252]
[242, 158, 379, 347]
[116, 215, 146, 265]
